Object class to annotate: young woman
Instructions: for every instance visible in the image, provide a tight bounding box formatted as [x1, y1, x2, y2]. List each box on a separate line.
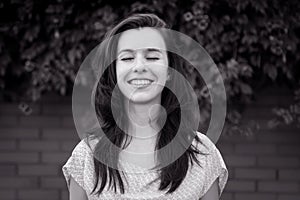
[62, 13, 228, 200]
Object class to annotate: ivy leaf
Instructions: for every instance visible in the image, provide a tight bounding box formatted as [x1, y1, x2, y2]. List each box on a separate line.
[240, 82, 252, 95]
[264, 64, 278, 81]
[68, 49, 76, 66]
[250, 0, 267, 14]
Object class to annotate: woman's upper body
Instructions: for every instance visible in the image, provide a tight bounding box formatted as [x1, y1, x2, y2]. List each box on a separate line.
[62, 131, 228, 200]
[65, 13, 228, 200]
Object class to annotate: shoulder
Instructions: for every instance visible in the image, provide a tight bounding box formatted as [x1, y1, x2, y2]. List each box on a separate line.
[73, 138, 91, 154]
[193, 131, 229, 198]
[193, 131, 226, 169]
[72, 135, 100, 156]
[193, 131, 218, 155]
[62, 135, 100, 192]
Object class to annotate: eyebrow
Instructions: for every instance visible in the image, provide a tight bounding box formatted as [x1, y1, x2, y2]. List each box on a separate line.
[118, 48, 163, 55]
[146, 48, 163, 53]
[118, 49, 134, 55]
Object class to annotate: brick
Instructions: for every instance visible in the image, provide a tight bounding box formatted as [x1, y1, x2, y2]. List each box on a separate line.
[62, 116, 75, 128]
[19, 116, 61, 128]
[41, 177, 66, 189]
[235, 168, 276, 180]
[61, 190, 69, 200]
[17, 189, 59, 200]
[235, 144, 276, 155]
[224, 155, 256, 167]
[227, 167, 234, 179]
[40, 92, 71, 103]
[257, 132, 300, 143]
[0, 152, 39, 163]
[235, 193, 277, 200]
[258, 156, 299, 168]
[18, 164, 59, 176]
[0, 128, 39, 139]
[0, 177, 38, 188]
[0, 165, 16, 176]
[278, 145, 300, 155]
[220, 192, 233, 200]
[42, 129, 77, 140]
[278, 194, 300, 200]
[219, 133, 255, 143]
[225, 180, 255, 192]
[42, 104, 72, 115]
[0, 103, 40, 115]
[258, 181, 299, 192]
[0, 140, 17, 150]
[279, 169, 300, 180]
[0, 116, 18, 126]
[42, 152, 69, 164]
[0, 189, 16, 200]
[20, 140, 60, 151]
[61, 140, 79, 151]
[216, 143, 234, 154]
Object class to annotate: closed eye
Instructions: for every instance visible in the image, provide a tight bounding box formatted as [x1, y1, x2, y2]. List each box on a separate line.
[146, 57, 160, 61]
[121, 57, 134, 61]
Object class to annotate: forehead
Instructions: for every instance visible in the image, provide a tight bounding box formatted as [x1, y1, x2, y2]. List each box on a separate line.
[117, 27, 166, 52]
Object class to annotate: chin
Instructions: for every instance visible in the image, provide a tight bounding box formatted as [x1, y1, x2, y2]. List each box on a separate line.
[128, 96, 156, 104]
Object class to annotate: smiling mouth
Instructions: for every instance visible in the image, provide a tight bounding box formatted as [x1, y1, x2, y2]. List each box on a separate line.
[128, 79, 154, 87]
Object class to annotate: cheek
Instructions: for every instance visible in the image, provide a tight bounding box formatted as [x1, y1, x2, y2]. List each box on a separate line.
[116, 63, 126, 82]
[155, 63, 169, 79]
[159, 56, 169, 78]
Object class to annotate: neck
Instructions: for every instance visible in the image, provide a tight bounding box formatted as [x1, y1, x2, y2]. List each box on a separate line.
[123, 99, 162, 139]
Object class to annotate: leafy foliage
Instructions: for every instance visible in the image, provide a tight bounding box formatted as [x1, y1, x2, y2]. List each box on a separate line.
[0, 0, 118, 100]
[270, 88, 300, 128]
[0, 0, 299, 131]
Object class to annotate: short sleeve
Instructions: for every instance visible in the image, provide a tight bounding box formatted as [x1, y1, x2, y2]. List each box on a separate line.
[196, 132, 228, 197]
[62, 138, 96, 192]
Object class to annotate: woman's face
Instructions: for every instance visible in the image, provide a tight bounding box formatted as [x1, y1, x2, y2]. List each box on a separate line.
[116, 27, 169, 104]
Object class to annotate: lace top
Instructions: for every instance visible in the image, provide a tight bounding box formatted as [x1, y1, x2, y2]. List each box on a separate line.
[62, 132, 228, 200]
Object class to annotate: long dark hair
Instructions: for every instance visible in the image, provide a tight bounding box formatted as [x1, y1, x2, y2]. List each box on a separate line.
[89, 13, 205, 196]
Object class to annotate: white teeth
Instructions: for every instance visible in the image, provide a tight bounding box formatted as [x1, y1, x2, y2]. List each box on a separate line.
[129, 80, 152, 85]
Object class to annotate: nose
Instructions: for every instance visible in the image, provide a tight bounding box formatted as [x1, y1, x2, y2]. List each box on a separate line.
[132, 54, 147, 73]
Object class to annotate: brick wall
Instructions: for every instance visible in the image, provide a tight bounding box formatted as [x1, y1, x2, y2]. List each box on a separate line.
[218, 86, 300, 200]
[0, 86, 299, 200]
[0, 94, 79, 200]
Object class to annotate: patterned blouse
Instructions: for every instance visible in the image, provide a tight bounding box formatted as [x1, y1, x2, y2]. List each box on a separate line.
[62, 132, 228, 200]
